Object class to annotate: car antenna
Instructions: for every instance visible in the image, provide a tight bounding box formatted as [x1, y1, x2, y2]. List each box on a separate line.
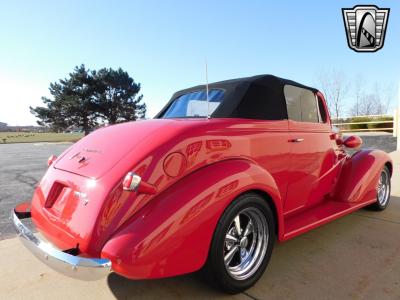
[205, 58, 210, 118]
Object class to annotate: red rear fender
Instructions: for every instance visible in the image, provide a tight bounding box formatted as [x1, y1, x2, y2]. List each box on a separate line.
[101, 159, 283, 279]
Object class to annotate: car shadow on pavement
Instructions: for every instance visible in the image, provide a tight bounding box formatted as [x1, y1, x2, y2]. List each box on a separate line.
[107, 271, 232, 299]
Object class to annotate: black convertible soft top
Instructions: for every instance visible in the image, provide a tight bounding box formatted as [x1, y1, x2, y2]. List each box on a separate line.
[156, 74, 318, 120]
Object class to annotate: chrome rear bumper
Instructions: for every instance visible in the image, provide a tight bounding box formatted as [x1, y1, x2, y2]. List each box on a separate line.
[11, 209, 111, 281]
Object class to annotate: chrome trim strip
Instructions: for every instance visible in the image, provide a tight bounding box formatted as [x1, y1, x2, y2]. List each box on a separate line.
[11, 210, 111, 281]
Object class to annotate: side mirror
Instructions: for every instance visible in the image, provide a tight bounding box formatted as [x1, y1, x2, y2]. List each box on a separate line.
[330, 133, 343, 146]
[343, 135, 362, 149]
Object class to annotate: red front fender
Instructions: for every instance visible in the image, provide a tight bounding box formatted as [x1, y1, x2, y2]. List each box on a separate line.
[101, 159, 283, 279]
[333, 149, 392, 203]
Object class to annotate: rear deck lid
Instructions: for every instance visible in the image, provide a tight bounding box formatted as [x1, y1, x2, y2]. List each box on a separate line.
[55, 120, 171, 179]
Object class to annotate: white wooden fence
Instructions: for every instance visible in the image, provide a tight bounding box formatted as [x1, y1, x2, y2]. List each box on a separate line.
[332, 109, 400, 151]
[332, 113, 397, 135]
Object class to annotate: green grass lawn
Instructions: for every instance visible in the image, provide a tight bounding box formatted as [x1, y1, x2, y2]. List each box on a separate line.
[0, 132, 83, 144]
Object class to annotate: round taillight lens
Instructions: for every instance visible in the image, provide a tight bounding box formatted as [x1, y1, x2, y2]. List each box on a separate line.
[122, 172, 141, 191]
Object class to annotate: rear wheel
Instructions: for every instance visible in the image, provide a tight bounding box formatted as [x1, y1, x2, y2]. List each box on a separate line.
[203, 193, 275, 294]
[368, 166, 391, 211]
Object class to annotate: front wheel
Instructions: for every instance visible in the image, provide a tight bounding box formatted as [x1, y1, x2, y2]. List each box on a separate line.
[368, 166, 391, 211]
[203, 193, 275, 294]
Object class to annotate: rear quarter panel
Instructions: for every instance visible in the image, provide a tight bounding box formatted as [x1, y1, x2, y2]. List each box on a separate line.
[101, 159, 283, 279]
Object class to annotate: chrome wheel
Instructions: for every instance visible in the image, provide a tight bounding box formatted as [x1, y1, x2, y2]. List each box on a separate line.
[377, 169, 390, 206]
[223, 207, 268, 280]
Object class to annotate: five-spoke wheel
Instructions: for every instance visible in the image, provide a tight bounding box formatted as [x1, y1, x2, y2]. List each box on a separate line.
[223, 208, 268, 280]
[203, 193, 275, 293]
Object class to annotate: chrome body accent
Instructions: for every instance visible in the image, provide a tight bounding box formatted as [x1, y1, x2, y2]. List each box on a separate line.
[289, 138, 305, 143]
[123, 172, 142, 191]
[377, 168, 390, 206]
[11, 210, 111, 281]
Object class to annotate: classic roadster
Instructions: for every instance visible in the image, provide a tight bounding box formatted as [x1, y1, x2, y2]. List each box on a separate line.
[12, 75, 392, 293]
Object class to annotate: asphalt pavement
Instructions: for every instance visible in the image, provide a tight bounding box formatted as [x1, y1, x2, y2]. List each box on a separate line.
[0, 142, 70, 239]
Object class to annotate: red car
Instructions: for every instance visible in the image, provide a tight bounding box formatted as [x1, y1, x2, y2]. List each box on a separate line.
[12, 75, 392, 293]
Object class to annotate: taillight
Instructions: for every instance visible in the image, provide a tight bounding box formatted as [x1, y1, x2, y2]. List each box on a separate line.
[123, 172, 142, 191]
[47, 155, 58, 166]
[122, 172, 157, 194]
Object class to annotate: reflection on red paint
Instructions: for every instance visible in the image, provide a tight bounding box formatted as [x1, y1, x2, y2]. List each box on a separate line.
[206, 139, 232, 152]
[163, 152, 187, 177]
[217, 180, 239, 198]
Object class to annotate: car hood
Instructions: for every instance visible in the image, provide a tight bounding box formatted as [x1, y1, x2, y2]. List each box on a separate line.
[55, 119, 175, 179]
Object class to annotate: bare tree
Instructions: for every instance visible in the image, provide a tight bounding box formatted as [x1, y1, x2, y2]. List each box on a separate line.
[348, 78, 396, 116]
[353, 74, 364, 116]
[374, 83, 395, 114]
[356, 94, 379, 115]
[350, 92, 388, 116]
[318, 70, 350, 120]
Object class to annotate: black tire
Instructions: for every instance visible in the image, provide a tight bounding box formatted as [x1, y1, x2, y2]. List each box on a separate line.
[368, 166, 391, 211]
[203, 192, 275, 294]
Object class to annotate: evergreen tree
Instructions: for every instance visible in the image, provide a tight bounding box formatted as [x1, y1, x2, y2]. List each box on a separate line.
[30, 65, 146, 135]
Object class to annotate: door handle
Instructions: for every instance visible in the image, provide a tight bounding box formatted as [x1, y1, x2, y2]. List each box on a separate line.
[289, 138, 304, 143]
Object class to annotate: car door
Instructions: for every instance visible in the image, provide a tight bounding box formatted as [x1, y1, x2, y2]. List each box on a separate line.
[283, 85, 338, 215]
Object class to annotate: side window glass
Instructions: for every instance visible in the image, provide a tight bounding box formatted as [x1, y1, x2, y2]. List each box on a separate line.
[284, 85, 302, 122]
[284, 85, 319, 123]
[300, 89, 318, 123]
[317, 95, 327, 123]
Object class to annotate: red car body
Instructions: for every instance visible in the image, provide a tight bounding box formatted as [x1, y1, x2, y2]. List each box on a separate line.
[13, 75, 392, 283]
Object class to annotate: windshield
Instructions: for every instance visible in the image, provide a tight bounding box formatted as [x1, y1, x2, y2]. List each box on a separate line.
[161, 89, 224, 118]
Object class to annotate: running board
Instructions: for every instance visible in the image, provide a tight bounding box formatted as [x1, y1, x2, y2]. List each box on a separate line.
[282, 199, 376, 241]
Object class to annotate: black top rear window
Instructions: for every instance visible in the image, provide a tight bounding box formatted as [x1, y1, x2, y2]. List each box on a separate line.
[161, 89, 224, 118]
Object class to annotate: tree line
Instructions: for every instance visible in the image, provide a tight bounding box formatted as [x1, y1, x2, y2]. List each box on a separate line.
[30, 65, 146, 135]
[317, 70, 394, 120]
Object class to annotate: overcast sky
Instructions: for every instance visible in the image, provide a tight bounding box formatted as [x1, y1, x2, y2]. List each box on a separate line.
[0, 0, 399, 125]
